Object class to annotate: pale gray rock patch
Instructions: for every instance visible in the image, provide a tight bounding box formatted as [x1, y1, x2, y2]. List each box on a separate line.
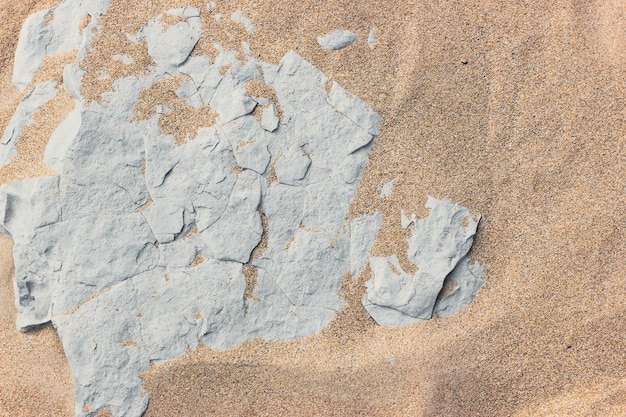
[363, 197, 482, 327]
[112, 54, 134, 64]
[12, 8, 54, 90]
[142, 7, 202, 74]
[45, 100, 82, 172]
[380, 179, 394, 198]
[1, 30, 382, 414]
[434, 258, 485, 318]
[350, 211, 382, 278]
[261, 104, 279, 132]
[4, 6, 481, 416]
[12, 0, 112, 90]
[63, 63, 85, 101]
[1, 81, 58, 168]
[231, 10, 255, 33]
[368, 28, 375, 47]
[317, 29, 358, 50]
[274, 144, 311, 185]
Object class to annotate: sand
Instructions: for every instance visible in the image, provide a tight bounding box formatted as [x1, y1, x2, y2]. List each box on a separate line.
[1, 0, 625, 416]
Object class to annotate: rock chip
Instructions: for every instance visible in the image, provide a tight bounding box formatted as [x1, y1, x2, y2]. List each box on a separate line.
[317, 29, 358, 50]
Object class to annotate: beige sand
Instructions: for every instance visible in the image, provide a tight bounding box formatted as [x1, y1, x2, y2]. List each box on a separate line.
[1, 1, 625, 416]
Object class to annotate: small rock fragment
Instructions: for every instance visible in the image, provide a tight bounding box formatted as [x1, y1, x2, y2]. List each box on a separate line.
[261, 104, 279, 132]
[368, 28, 375, 47]
[231, 10, 255, 33]
[112, 54, 133, 64]
[380, 179, 394, 198]
[317, 29, 358, 50]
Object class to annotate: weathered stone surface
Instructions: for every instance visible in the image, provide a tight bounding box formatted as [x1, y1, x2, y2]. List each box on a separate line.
[261, 104, 279, 132]
[317, 29, 358, 50]
[363, 197, 481, 327]
[45, 100, 82, 173]
[350, 212, 382, 278]
[3, 4, 485, 416]
[12, 0, 111, 91]
[1, 6, 384, 414]
[1, 81, 57, 167]
[142, 7, 202, 74]
[434, 257, 485, 318]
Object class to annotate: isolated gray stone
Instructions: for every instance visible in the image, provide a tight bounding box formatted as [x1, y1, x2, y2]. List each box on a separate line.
[317, 29, 358, 50]
[363, 197, 481, 327]
[368, 28, 375, 47]
[380, 179, 394, 198]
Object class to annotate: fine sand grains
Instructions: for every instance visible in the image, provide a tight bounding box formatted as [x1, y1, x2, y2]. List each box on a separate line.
[1, 1, 625, 416]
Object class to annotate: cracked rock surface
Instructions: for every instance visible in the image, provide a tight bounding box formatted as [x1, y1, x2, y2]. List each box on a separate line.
[363, 197, 484, 327]
[2, 5, 381, 416]
[2, 3, 484, 417]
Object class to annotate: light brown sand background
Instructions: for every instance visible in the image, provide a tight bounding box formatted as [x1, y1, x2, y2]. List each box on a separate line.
[1, 1, 625, 416]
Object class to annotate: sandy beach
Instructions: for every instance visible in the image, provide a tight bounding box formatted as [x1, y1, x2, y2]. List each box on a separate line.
[1, 1, 625, 415]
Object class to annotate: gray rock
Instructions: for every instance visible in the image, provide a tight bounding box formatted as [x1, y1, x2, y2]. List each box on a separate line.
[1, 81, 58, 168]
[317, 29, 358, 50]
[363, 197, 482, 326]
[219, 116, 271, 174]
[44, 100, 82, 173]
[275, 144, 311, 185]
[231, 10, 255, 33]
[143, 8, 202, 74]
[368, 28, 375, 47]
[434, 258, 485, 317]
[350, 212, 382, 278]
[12, 0, 112, 90]
[1, 5, 477, 417]
[261, 104, 279, 132]
[380, 179, 394, 198]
